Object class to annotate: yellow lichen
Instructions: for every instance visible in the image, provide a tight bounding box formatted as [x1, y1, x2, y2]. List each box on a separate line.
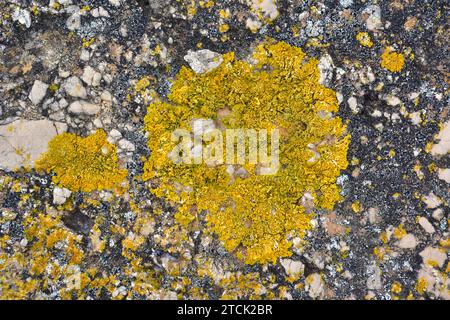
[135, 76, 152, 93]
[351, 201, 362, 213]
[381, 47, 405, 73]
[219, 9, 231, 19]
[143, 40, 350, 265]
[35, 130, 127, 192]
[218, 23, 230, 33]
[51, 2, 61, 10]
[439, 238, 450, 248]
[380, 231, 389, 244]
[82, 38, 95, 48]
[81, 5, 91, 13]
[391, 281, 402, 294]
[393, 224, 407, 239]
[0, 211, 86, 298]
[416, 277, 428, 295]
[373, 247, 385, 260]
[48, 83, 59, 92]
[186, 0, 197, 17]
[356, 32, 373, 48]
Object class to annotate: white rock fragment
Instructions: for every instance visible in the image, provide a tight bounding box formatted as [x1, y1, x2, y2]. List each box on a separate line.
[386, 95, 401, 106]
[410, 111, 422, 125]
[280, 259, 304, 279]
[68, 101, 101, 115]
[418, 217, 435, 234]
[101, 90, 113, 102]
[29, 80, 48, 105]
[366, 261, 382, 290]
[184, 50, 223, 74]
[348, 97, 358, 113]
[93, 118, 103, 128]
[66, 12, 81, 31]
[363, 5, 382, 31]
[437, 168, 450, 183]
[245, 18, 262, 32]
[0, 119, 67, 171]
[368, 207, 381, 224]
[305, 273, 324, 299]
[119, 139, 135, 152]
[422, 192, 441, 209]
[249, 0, 279, 20]
[432, 208, 443, 221]
[92, 7, 110, 18]
[12, 8, 31, 28]
[53, 187, 72, 205]
[318, 54, 334, 86]
[59, 98, 69, 109]
[64, 76, 87, 99]
[59, 69, 71, 78]
[431, 121, 450, 156]
[419, 247, 446, 268]
[80, 49, 91, 61]
[408, 92, 420, 100]
[108, 129, 122, 141]
[359, 66, 376, 84]
[397, 233, 417, 249]
[82, 66, 102, 87]
[108, 129, 122, 143]
[371, 109, 382, 117]
[109, 0, 121, 6]
[339, 0, 353, 8]
[311, 251, 326, 270]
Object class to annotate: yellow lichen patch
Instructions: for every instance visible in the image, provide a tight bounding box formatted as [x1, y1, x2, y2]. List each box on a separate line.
[373, 247, 386, 260]
[440, 238, 450, 248]
[219, 8, 231, 19]
[416, 277, 428, 295]
[35, 130, 127, 192]
[199, 0, 215, 9]
[351, 200, 362, 213]
[381, 47, 405, 73]
[218, 272, 267, 299]
[218, 23, 230, 33]
[0, 211, 86, 298]
[356, 32, 373, 48]
[393, 224, 407, 239]
[135, 76, 153, 93]
[82, 37, 95, 48]
[391, 281, 402, 294]
[143, 41, 350, 265]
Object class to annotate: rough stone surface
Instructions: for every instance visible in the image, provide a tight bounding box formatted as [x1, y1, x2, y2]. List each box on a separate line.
[280, 259, 305, 279]
[68, 101, 101, 116]
[0, 119, 67, 171]
[397, 234, 417, 249]
[64, 76, 87, 99]
[28, 80, 48, 105]
[419, 247, 447, 268]
[184, 50, 223, 74]
[53, 187, 72, 205]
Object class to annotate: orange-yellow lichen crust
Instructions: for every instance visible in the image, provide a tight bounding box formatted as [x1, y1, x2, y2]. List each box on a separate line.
[143, 40, 350, 264]
[35, 130, 127, 192]
[381, 46, 405, 73]
[356, 32, 373, 48]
